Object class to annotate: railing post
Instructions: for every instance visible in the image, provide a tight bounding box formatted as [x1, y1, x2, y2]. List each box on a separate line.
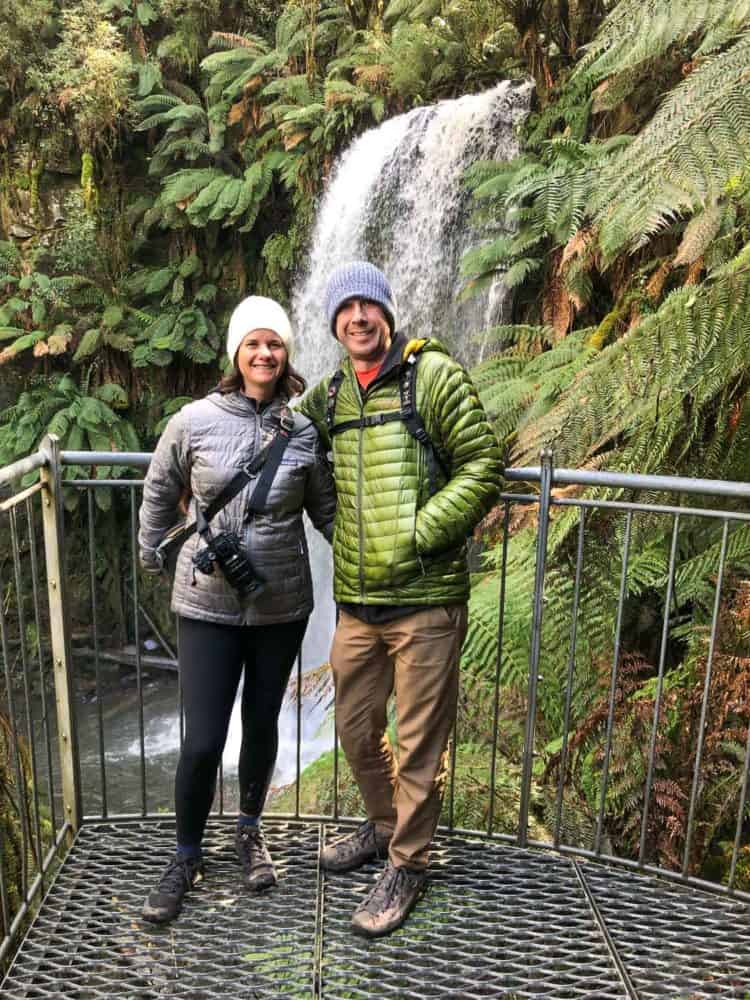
[518, 449, 553, 848]
[39, 434, 82, 835]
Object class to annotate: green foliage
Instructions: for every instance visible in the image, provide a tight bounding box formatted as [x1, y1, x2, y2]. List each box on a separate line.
[0, 372, 139, 504]
[574, 0, 750, 90]
[26, 0, 133, 153]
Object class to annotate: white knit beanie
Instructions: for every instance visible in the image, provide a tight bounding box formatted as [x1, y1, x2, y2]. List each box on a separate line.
[226, 296, 294, 364]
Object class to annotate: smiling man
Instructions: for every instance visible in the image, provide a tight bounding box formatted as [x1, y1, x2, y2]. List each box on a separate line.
[300, 261, 502, 937]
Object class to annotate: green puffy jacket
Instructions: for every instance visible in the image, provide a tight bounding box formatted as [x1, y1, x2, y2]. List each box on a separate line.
[300, 333, 503, 605]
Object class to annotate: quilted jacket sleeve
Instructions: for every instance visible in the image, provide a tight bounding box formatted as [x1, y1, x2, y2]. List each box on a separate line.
[415, 356, 503, 557]
[138, 410, 191, 571]
[298, 377, 332, 451]
[303, 428, 336, 544]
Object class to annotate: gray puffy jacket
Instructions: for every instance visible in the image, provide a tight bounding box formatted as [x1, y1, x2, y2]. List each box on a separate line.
[138, 390, 336, 626]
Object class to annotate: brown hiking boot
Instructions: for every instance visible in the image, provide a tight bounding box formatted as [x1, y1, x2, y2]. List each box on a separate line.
[236, 825, 277, 891]
[351, 862, 427, 938]
[320, 820, 391, 873]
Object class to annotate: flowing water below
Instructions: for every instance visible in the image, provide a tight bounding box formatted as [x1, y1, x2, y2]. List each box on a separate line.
[69, 650, 334, 817]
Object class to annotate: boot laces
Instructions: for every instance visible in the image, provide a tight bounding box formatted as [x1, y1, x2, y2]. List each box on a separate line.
[238, 826, 268, 864]
[361, 864, 413, 915]
[158, 856, 199, 895]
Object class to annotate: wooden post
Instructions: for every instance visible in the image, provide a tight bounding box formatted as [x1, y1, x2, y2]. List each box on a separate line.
[39, 434, 82, 835]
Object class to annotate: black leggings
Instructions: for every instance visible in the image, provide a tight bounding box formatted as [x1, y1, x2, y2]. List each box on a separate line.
[175, 615, 308, 847]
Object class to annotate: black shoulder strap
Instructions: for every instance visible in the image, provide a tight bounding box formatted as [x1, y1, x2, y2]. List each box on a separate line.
[325, 355, 450, 496]
[399, 355, 450, 496]
[196, 406, 294, 534]
[245, 407, 295, 515]
[325, 369, 346, 436]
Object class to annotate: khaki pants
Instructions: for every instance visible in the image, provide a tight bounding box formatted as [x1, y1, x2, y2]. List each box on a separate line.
[330, 605, 468, 870]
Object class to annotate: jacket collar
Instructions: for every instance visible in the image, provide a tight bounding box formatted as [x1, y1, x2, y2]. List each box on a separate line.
[206, 390, 285, 421]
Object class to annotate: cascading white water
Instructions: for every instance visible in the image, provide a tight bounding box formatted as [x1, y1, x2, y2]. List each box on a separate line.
[292, 78, 533, 376]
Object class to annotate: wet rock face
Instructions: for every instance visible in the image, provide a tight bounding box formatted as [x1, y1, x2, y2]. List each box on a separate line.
[3, 170, 80, 246]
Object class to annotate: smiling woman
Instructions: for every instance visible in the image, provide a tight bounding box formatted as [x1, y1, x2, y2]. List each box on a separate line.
[137, 294, 335, 925]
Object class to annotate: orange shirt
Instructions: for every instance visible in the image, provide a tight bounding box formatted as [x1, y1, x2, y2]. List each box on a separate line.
[356, 363, 382, 391]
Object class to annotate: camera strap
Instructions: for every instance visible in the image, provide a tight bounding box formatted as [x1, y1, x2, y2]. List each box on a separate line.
[195, 405, 295, 539]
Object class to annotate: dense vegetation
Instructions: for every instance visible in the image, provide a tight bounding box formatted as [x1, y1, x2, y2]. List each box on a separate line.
[2, 0, 750, 936]
[463, 0, 750, 882]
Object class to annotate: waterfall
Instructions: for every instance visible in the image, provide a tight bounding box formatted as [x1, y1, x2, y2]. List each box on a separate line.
[292, 78, 533, 377]
[292, 80, 533, 729]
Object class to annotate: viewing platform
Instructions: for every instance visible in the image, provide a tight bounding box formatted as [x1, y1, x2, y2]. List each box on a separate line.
[4, 818, 750, 998]
[2, 442, 750, 998]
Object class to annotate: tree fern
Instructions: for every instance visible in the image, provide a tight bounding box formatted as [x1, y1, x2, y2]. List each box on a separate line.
[594, 34, 750, 258]
[574, 0, 750, 89]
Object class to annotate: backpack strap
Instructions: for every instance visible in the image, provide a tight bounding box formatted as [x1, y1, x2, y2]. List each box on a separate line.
[325, 349, 450, 496]
[399, 353, 450, 496]
[325, 369, 346, 436]
[244, 405, 295, 516]
[196, 405, 295, 532]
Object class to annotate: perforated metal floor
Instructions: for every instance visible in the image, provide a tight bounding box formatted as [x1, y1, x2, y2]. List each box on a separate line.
[3, 820, 750, 998]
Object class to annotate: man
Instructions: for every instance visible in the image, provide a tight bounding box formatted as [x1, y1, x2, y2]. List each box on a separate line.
[300, 261, 502, 937]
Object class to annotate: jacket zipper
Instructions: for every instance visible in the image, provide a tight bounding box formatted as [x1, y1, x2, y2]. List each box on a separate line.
[356, 375, 366, 601]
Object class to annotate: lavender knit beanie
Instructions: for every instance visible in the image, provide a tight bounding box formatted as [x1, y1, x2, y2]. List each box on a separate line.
[324, 261, 397, 335]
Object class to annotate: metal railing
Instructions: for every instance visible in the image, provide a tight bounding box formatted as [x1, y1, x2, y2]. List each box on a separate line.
[2, 439, 750, 969]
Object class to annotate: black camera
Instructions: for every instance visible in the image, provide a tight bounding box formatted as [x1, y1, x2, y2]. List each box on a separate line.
[192, 530, 266, 599]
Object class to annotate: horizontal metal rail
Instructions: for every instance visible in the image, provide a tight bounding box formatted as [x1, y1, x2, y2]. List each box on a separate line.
[0, 451, 46, 489]
[0, 448, 744, 501]
[60, 451, 152, 469]
[507, 465, 750, 500]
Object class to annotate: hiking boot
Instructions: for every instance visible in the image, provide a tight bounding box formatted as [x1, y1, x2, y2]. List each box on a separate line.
[351, 862, 427, 938]
[142, 855, 204, 924]
[320, 820, 392, 873]
[236, 825, 277, 891]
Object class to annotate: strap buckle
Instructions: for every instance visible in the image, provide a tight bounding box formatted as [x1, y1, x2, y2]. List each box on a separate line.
[279, 408, 295, 434]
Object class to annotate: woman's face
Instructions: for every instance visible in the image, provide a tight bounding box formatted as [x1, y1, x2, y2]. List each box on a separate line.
[236, 328, 288, 399]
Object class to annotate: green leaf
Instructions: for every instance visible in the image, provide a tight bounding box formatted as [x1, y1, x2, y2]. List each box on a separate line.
[195, 283, 217, 304]
[145, 267, 176, 295]
[47, 410, 71, 438]
[94, 383, 129, 409]
[137, 60, 162, 97]
[178, 254, 202, 278]
[102, 332, 134, 352]
[73, 328, 102, 361]
[31, 298, 46, 324]
[161, 169, 225, 205]
[136, 0, 158, 25]
[102, 305, 124, 329]
[171, 275, 185, 304]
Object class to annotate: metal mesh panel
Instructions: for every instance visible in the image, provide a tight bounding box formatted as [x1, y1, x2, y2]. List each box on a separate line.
[583, 862, 750, 997]
[320, 828, 625, 999]
[1, 820, 320, 999]
[4, 821, 750, 998]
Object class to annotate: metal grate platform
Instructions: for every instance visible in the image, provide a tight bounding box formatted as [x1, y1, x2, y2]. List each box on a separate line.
[2, 820, 750, 999]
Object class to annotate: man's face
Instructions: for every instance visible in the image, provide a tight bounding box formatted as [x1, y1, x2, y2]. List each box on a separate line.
[334, 297, 391, 366]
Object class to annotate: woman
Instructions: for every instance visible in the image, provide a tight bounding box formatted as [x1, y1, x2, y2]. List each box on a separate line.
[138, 295, 335, 924]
